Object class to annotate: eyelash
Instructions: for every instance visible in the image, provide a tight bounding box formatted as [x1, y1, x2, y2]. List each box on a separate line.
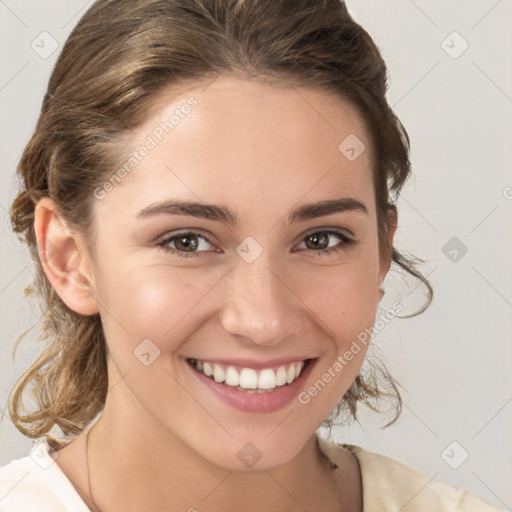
[155, 229, 357, 258]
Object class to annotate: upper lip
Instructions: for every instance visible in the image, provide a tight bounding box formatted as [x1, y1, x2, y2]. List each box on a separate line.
[185, 356, 315, 370]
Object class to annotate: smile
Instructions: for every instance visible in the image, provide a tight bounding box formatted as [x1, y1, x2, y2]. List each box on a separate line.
[186, 358, 311, 393]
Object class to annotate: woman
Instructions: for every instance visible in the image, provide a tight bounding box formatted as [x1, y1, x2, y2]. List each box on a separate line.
[0, 0, 502, 510]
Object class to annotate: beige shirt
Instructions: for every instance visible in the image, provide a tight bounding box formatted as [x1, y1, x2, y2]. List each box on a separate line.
[0, 436, 504, 511]
[317, 436, 504, 511]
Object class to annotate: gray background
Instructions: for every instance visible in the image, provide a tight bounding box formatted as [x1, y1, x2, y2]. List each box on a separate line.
[1, 0, 511, 509]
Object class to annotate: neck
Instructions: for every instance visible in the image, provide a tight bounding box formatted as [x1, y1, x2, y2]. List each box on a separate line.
[86, 394, 343, 512]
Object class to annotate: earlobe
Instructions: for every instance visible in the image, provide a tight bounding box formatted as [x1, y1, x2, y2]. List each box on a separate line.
[33, 197, 99, 316]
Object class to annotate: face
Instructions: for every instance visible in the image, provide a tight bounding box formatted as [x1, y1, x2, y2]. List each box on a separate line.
[50, 75, 394, 470]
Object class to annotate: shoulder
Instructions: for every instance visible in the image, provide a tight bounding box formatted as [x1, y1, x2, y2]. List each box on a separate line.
[318, 437, 504, 512]
[346, 443, 504, 512]
[0, 438, 89, 512]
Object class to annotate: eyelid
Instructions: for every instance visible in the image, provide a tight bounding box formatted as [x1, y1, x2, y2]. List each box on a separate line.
[297, 225, 355, 243]
[155, 226, 357, 261]
[154, 230, 218, 258]
[155, 228, 217, 246]
[156, 225, 355, 247]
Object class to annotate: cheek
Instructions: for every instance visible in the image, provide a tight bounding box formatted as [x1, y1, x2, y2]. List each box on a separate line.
[95, 241, 381, 353]
[92, 244, 382, 443]
[295, 256, 381, 338]
[290, 263, 379, 424]
[292, 250, 381, 379]
[94, 255, 229, 372]
[303, 275, 375, 382]
[94, 268, 214, 417]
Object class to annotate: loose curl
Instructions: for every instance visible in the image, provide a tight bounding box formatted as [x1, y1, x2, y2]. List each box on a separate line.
[5, 0, 433, 440]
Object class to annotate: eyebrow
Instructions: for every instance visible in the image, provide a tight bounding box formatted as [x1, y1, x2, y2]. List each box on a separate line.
[136, 197, 368, 224]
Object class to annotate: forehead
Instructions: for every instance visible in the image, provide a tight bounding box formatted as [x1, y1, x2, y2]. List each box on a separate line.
[96, 75, 375, 224]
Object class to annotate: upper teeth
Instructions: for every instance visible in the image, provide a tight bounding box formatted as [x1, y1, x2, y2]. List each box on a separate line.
[189, 359, 306, 391]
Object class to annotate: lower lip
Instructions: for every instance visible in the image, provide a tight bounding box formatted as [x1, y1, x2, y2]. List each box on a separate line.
[184, 358, 317, 413]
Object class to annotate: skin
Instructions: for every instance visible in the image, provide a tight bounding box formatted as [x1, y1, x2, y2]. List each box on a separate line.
[34, 75, 397, 512]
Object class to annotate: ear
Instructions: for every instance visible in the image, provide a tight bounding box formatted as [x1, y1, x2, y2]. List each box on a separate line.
[378, 204, 398, 287]
[33, 197, 99, 315]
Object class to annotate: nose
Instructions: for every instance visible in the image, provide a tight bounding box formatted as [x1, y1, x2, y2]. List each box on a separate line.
[218, 256, 304, 346]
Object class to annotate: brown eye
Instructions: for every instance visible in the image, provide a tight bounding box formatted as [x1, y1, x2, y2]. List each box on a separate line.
[304, 232, 330, 250]
[156, 231, 214, 258]
[174, 234, 199, 252]
[297, 230, 356, 256]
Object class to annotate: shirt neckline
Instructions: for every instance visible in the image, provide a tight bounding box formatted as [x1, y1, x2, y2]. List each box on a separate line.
[28, 437, 91, 511]
[40, 434, 366, 511]
[316, 435, 366, 510]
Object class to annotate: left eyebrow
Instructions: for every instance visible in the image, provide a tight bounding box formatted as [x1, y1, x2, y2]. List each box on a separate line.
[288, 197, 368, 223]
[136, 197, 368, 225]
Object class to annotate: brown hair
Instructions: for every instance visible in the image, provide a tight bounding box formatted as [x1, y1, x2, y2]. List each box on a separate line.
[6, 0, 432, 439]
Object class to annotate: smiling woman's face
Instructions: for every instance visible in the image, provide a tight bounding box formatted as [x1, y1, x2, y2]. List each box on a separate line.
[85, 74, 394, 470]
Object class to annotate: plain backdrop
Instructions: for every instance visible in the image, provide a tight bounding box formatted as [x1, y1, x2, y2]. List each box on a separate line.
[0, 0, 511, 509]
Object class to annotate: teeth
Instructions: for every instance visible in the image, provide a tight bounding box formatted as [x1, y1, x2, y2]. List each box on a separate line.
[258, 369, 276, 390]
[225, 367, 240, 387]
[213, 365, 225, 383]
[203, 362, 213, 377]
[239, 368, 258, 389]
[286, 365, 296, 384]
[276, 366, 287, 386]
[189, 359, 308, 391]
